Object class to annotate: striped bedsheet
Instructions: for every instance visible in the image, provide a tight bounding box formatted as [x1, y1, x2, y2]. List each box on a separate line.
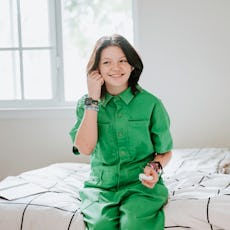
[0, 148, 229, 230]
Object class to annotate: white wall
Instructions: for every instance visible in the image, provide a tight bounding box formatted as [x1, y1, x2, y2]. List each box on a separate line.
[0, 0, 230, 179]
[135, 0, 230, 148]
[0, 109, 89, 180]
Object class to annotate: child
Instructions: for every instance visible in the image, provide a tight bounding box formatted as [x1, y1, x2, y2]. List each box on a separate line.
[70, 34, 173, 230]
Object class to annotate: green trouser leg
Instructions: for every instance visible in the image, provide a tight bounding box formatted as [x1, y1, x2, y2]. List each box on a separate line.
[80, 182, 167, 230]
[119, 192, 165, 230]
[80, 188, 120, 230]
[84, 202, 120, 230]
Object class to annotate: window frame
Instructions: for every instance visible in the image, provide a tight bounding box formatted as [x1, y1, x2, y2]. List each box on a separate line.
[0, 0, 136, 112]
[0, 0, 68, 109]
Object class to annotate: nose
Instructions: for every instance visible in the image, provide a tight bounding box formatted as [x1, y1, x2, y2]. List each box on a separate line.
[111, 62, 120, 70]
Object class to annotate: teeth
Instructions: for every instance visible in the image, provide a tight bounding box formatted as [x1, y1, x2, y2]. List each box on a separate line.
[110, 74, 123, 77]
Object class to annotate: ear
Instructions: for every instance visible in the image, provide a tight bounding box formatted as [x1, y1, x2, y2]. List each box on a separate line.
[131, 66, 135, 71]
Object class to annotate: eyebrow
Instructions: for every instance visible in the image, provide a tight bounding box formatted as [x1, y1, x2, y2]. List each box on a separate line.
[101, 56, 127, 60]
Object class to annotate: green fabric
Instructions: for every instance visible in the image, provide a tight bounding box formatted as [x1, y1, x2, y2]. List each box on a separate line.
[69, 85, 173, 158]
[69, 85, 173, 229]
[80, 180, 168, 230]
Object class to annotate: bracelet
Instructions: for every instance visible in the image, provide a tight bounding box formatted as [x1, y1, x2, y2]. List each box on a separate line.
[84, 105, 99, 112]
[147, 161, 163, 175]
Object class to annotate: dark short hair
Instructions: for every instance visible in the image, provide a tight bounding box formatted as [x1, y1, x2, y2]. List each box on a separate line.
[87, 34, 143, 97]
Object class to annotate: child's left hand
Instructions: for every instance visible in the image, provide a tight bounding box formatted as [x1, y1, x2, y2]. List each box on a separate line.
[141, 166, 159, 188]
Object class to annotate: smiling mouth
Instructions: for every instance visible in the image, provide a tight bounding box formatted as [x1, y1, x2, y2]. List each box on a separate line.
[109, 74, 124, 78]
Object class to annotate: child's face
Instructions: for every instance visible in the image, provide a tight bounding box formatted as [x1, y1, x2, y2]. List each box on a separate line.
[99, 45, 133, 94]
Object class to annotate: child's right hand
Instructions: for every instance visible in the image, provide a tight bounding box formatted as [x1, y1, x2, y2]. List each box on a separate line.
[87, 70, 104, 100]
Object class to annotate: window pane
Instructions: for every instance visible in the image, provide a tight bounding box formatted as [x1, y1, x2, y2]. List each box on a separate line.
[23, 50, 52, 99]
[0, 0, 18, 47]
[62, 0, 133, 101]
[0, 51, 21, 100]
[20, 0, 51, 47]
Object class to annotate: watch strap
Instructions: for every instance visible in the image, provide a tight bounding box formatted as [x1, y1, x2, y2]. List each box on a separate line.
[84, 97, 99, 106]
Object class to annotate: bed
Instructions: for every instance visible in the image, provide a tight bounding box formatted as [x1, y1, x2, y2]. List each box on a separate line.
[0, 148, 229, 230]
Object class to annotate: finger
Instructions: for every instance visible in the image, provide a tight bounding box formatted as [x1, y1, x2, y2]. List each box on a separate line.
[99, 78, 104, 85]
[92, 70, 100, 76]
[144, 166, 153, 175]
[142, 180, 155, 188]
[96, 76, 103, 80]
[141, 171, 158, 185]
[88, 71, 99, 78]
[144, 166, 158, 177]
[93, 74, 102, 81]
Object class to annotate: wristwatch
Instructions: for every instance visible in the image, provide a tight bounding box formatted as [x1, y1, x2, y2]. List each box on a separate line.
[84, 97, 99, 106]
[147, 161, 163, 175]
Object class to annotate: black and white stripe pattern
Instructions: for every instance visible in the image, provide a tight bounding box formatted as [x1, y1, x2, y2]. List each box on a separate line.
[0, 163, 88, 230]
[163, 148, 230, 230]
[0, 149, 229, 230]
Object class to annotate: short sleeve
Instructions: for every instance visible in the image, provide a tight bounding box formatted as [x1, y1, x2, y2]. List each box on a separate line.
[69, 98, 85, 155]
[150, 100, 173, 154]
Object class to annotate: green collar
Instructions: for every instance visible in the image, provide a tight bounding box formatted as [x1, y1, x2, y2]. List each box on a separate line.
[101, 85, 142, 107]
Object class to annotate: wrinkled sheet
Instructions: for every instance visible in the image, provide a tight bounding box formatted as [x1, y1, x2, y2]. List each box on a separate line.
[0, 148, 229, 230]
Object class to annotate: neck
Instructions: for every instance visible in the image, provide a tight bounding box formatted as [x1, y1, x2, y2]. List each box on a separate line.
[106, 84, 128, 96]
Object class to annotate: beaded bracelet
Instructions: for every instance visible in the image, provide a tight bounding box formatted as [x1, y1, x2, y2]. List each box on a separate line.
[84, 105, 99, 112]
[147, 161, 163, 175]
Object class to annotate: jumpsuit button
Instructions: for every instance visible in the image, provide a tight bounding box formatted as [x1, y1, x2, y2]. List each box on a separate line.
[118, 131, 123, 137]
[117, 113, 122, 118]
[119, 151, 126, 156]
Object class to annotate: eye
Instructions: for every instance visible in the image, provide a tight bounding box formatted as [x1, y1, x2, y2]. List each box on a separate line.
[120, 59, 128, 63]
[102, 61, 110, 65]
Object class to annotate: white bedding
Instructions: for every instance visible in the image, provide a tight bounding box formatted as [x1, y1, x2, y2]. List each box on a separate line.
[0, 148, 230, 230]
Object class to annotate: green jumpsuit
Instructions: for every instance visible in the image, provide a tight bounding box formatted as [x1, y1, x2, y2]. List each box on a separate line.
[70, 85, 173, 230]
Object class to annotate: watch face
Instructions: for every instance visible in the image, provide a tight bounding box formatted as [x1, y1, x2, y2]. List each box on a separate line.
[84, 97, 99, 105]
[85, 97, 92, 105]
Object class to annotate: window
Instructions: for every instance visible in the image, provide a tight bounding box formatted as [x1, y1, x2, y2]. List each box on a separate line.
[0, 0, 57, 107]
[0, 0, 133, 108]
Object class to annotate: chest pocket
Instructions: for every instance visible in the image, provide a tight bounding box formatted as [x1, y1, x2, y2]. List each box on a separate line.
[128, 119, 153, 156]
